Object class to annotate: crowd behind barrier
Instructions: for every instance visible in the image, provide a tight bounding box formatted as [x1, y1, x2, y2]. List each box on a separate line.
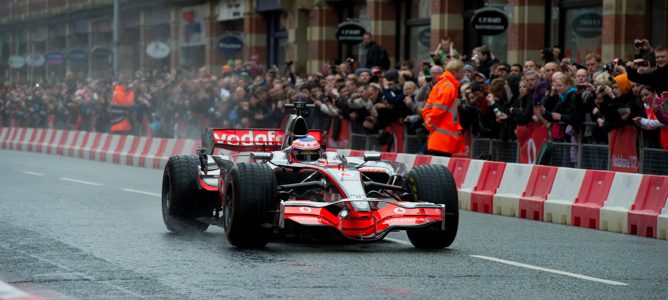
[1, 37, 667, 174]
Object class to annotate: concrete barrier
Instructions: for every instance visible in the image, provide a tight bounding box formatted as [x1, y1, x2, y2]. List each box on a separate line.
[492, 163, 533, 217]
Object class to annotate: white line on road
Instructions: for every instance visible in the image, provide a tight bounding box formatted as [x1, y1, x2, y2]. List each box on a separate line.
[471, 255, 629, 286]
[21, 171, 45, 176]
[58, 177, 103, 186]
[121, 188, 161, 197]
[384, 237, 413, 246]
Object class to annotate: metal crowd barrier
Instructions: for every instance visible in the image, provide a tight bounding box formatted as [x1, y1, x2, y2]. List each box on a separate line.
[345, 122, 668, 175]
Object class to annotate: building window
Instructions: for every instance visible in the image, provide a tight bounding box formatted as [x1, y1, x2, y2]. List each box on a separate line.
[562, 6, 602, 64]
[405, 0, 431, 66]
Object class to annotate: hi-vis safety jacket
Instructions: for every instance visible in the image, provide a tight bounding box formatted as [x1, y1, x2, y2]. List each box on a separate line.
[110, 85, 136, 133]
[421, 70, 466, 154]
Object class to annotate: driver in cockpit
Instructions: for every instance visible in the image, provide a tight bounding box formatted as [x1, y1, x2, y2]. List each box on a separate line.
[288, 135, 322, 163]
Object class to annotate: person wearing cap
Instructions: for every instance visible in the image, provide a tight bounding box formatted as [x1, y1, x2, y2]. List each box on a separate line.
[421, 60, 466, 156]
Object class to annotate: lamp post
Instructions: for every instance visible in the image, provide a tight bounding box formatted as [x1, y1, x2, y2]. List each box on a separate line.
[113, 0, 119, 76]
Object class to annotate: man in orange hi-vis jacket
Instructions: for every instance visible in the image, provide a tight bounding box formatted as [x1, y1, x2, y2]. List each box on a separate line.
[110, 79, 136, 134]
[421, 60, 466, 157]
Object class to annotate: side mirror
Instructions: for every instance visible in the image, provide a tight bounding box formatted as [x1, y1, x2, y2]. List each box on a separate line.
[363, 152, 381, 162]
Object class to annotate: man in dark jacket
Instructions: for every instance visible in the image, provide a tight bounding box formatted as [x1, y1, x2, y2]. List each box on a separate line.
[362, 33, 390, 70]
[627, 45, 668, 93]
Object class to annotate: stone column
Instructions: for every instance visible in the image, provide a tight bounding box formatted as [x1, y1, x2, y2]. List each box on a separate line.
[507, 0, 545, 64]
[170, 6, 179, 72]
[366, 0, 397, 67]
[430, 0, 464, 56]
[306, 3, 337, 73]
[243, 0, 267, 62]
[602, 0, 647, 61]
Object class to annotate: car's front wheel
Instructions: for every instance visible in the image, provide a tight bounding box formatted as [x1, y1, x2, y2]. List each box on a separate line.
[162, 155, 212, 233]
[404, 164, 459, 249]
[223, 162, 277, 248]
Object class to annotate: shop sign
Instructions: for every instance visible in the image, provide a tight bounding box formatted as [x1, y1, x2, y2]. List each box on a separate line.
[471, 7, 509, 36]
[336, 21, 366, 45]
[45, 52, 65, 65]
[25, 53, 45, 67]
[218, 0, 244, 21]
[418, 27, 431, 48]
[217, 35, 243, 55]
[8, 55, 25, 69]
[146, 42, 170, 59]
[572, 13, 602, 38]
[68, 49, 88, 64]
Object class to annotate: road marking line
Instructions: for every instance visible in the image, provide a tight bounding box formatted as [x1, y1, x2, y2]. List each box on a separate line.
[58, 177, 103, 186]
[21, 171, 45, 176]
[471, 255, 629, 286]
[121, 188, 161, 197]
[384, 237, 413, 246]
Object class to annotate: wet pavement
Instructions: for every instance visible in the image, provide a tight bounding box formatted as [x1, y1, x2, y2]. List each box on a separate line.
[1, 149, 667, 299]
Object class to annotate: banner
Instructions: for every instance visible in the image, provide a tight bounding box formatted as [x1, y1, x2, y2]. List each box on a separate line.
[609, 125, 639, 173]
[515, 122, 549, 164]
[180, 5, 205, 47]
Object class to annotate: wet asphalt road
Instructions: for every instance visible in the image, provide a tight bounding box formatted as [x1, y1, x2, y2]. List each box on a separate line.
[1, 149, 667, 299]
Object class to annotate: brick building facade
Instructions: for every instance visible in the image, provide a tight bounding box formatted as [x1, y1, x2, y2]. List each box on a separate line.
[0, 0, 666, 81]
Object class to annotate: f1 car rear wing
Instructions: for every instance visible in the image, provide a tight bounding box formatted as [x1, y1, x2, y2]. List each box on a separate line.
[202, 128, 325, 154]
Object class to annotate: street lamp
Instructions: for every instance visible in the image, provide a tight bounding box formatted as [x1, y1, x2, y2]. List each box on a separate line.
[113, 0, 119, 76]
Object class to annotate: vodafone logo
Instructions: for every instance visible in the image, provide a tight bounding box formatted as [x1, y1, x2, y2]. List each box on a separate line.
[299, 207, 312, 213]
[213, 130, 283, 146]
[394, 207, 406, 214]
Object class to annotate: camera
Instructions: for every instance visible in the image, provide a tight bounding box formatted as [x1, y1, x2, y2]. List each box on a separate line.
[603, 58, 624, 72]
[345, 58, 354, 63]
[634, 41, 643, 48]
[286, 60, 293, 66]
[425, 76, 433, 83]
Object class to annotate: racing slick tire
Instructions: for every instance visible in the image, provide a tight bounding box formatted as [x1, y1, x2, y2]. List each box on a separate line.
[223, 162, 278, 248]
[162, 155, 213, 233]
[405, 164, 459, 249]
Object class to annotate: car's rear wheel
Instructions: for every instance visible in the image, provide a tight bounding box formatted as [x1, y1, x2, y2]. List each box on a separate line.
[405, 164, 459, 249]
[162, 155, 212, 233]
[223, 162, 277, 248]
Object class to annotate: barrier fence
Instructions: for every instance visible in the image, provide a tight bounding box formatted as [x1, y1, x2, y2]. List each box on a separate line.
[334, 121, 668, 175]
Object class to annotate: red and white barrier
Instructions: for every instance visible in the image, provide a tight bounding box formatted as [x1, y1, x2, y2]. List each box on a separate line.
[3, 127, 668, 240]
[492, 163, 533, 217]
[451, 158, 484, 210]
[571, 170, 615, 229]
[542, 168, 586, 225]
[628, 176, 668, 238]
[658, 206, 668, 240]
[470, 161, 507, 214]
[599, 173, 644, 233]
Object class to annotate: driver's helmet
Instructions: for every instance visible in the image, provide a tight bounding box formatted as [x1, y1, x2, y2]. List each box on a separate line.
[290, 135, 322, 163]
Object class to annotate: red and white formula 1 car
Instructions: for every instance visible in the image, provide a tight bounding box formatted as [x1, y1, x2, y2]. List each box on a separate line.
[161, 103, 459, 248]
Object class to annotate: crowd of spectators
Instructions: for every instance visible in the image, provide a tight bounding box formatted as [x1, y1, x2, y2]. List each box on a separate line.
[1, 35, 667, 161]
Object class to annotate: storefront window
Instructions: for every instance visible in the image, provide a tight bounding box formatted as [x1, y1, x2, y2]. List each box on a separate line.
[651, 0, 666, 47]
[480, 1, 508, 62]
[406, 0, 431, 66]
[563, 7, 602, 64]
